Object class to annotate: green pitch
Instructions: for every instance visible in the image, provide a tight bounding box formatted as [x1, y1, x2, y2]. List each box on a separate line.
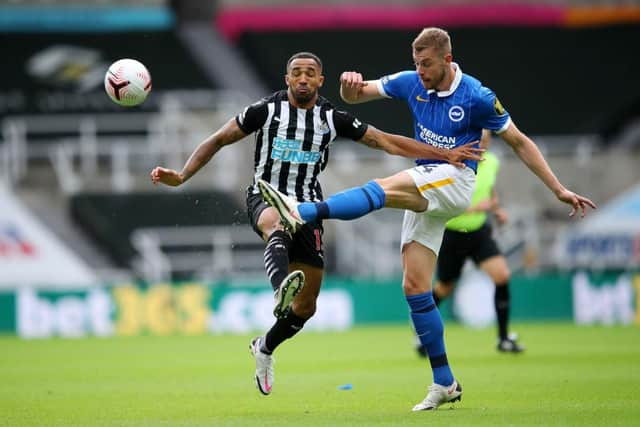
[1, 323, 638, 426]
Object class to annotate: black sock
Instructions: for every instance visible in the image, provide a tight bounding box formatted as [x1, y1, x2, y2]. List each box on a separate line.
[495, 283, 510, 341]
[262, 310, 307, 354]
[264, 230, 291, 292]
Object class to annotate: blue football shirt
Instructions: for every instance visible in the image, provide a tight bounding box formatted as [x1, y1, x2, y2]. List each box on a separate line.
[377, 63, 510, 172]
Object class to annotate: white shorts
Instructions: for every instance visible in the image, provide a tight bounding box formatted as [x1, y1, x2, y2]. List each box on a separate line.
[400, 163, 476, 255]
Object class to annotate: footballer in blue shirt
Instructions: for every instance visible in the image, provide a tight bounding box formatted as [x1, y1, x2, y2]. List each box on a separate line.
[257, 27, 596, 411]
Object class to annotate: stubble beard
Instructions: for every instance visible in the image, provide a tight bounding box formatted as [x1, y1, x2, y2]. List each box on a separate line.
[292, 88, 316, 106]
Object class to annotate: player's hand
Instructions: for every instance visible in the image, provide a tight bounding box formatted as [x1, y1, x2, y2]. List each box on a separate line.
[447, 141, 485, 168]
[556, 188, 596, 218]
[340, 71, 367, 100]
[493, 207, 509, 225]
[340, 71, 367, 88]
[471, 199, 493, 213]
[150, 166, 184, 187]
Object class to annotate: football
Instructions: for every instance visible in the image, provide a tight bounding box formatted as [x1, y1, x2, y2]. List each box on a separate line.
[104, 59, 152, 107]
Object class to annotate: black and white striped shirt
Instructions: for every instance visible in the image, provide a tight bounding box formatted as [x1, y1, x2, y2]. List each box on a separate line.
[236, 90, 368, 202]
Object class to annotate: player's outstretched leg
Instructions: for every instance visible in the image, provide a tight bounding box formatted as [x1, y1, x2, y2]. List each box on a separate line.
[264, 230, 292, 292]
[273, 270, 305, 319]
[249, 336, 274, 395]
[258, 179, 386, 228]
[263, 230, 303, 317]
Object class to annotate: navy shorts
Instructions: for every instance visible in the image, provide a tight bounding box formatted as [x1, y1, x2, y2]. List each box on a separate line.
[436, 223, 501, 283]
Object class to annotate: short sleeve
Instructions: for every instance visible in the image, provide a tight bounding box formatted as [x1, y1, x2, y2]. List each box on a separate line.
[473, 87, 511, 134]
[235, 98, 268, 134]
[333, 109, 368, 141]
[378, 71, 416, 100]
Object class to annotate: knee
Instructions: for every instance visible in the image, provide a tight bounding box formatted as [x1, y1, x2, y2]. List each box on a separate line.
[257, 208, 284, 238]
[435, 281, 455, 297]
[494, 269, 511, 286]
[402, 274, 431, 295]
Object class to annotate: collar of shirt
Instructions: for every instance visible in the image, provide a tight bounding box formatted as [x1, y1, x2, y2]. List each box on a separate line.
[427, 62, 462, 97]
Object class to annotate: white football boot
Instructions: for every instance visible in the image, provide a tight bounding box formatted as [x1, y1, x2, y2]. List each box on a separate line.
[273, 270, 305, 319]
[257, 179, 305, 233]
[412, 380, 462, 411]
[249, 337, 274, 395]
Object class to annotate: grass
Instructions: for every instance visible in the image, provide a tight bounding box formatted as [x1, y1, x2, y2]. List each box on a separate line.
[1, 323, 639, 426]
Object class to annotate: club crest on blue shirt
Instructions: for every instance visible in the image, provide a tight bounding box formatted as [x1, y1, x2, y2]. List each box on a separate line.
[448, 106, 465, 122]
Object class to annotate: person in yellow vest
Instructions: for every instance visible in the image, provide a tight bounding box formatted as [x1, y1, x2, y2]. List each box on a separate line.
[416, 129, 524, 355]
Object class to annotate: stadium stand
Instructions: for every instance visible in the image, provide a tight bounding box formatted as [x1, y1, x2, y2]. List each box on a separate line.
[70, 190, 248, 280]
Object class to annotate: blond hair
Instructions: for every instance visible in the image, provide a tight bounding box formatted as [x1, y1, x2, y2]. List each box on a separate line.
[412, 27, 452, 55]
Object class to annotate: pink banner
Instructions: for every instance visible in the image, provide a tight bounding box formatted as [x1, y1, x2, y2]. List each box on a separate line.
[216, 3, 565, 42]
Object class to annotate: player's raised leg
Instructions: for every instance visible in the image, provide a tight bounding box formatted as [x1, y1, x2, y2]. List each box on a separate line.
[258, 178, 386, 231]
[253, 195, 306, 318]
[273, 270, 305, 319]
[258, 180, 305, 233]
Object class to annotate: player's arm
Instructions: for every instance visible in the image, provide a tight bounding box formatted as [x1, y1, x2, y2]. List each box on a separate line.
[499, 122, 596, 217]
[463, 187, 498, 214]
[466, 198, 495, 214]
[490, 188, 509, 225]
[359, 126, 483, 167]
[480, 131, 507, 221]
[150, 118, 247, 187]
[340, 71, 386, 104]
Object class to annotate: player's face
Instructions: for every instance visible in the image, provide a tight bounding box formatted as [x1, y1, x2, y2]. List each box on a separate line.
[285, 58, 324, 106]
[413, 47, 451, 91]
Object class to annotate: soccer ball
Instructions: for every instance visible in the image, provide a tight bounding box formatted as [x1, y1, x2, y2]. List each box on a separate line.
[104, 59, 152, 107]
